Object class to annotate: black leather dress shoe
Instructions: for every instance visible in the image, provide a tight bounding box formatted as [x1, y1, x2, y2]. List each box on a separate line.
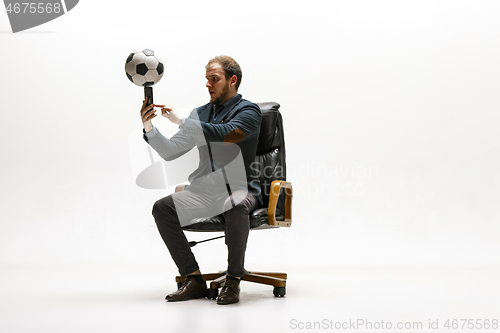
[217, 275, 240, 305]
[165, 276, 207, 302]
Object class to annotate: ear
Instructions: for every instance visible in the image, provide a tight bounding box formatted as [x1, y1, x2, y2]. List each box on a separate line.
[230, 75, 238, 88]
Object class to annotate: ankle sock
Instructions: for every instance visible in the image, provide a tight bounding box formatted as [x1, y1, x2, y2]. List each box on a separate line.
[188, 274, 206, 286]
[227, 275, 241, 284]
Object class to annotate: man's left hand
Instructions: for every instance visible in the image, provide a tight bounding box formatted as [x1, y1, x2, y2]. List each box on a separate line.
[156, 105, 182, 126]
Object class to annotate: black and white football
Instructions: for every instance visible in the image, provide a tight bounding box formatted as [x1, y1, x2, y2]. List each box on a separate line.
[125, 49, 164, 87]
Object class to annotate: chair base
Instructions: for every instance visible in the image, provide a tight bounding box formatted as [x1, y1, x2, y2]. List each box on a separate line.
[175, 270, 287, 299]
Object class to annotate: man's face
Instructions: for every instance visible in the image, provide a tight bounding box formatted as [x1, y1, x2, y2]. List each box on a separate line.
[206, 63, 234, 105]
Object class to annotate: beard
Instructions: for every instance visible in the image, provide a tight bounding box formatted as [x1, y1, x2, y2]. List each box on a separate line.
[210, 82, 231, 105]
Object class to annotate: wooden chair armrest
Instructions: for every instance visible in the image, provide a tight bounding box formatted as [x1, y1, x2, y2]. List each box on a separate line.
[268, 180, 293, 227]
[175, 184, 188, 193]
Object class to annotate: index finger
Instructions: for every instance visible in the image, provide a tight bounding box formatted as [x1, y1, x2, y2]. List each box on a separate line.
[142, 96, 149, 108]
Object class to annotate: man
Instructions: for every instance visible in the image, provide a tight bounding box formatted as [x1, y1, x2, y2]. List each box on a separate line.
[140, 56, 262, 305]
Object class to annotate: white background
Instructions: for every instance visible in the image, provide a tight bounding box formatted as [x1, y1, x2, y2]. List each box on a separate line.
[1, 0, 499, 271]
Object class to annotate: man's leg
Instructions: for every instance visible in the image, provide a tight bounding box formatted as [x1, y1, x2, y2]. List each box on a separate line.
[222, 191, 258, 278]
[152, 194, 200, 276]
[218, 191, 258, 305]
[152, 190, 220, 301]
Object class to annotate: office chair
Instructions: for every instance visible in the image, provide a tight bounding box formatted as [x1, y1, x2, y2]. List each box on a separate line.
[174, 102, 293, 299]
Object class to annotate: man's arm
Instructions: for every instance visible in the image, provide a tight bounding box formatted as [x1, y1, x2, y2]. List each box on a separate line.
[182, 103, 262, 144]
[143, 127, 196, 161]
[140, 98, 196, 161]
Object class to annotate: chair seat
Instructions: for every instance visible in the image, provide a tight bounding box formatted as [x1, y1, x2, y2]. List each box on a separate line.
[182, 208, 284, 232]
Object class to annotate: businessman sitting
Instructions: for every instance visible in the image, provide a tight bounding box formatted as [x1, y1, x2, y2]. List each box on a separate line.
[140, 56, 262, 305]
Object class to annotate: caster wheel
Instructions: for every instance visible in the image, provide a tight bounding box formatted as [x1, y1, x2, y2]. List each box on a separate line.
[273, 286, 286, 297]
[177, 282, 183, 290]
[206, 288, 219, 300]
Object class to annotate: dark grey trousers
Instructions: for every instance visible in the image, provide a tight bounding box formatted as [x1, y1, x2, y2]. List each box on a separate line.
[152, 189, 258, 278]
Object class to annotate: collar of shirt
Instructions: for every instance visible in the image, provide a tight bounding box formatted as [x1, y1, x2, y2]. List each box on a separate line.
[211, 93, 241, 121]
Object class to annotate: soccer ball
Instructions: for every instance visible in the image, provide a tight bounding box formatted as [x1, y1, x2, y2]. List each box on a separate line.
[125, 49, 164, 87]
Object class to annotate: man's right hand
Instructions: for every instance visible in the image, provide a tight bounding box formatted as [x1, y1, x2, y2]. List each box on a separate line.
[140, 97, 157, 132]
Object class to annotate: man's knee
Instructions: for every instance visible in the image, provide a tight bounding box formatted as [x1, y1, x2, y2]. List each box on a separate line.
[152, 196, 176, 219]
[223, 191, 256, 216]
[223, 198, 252, 217]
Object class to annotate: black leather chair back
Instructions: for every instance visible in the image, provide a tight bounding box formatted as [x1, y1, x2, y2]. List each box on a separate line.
[254, 102, 286, 213]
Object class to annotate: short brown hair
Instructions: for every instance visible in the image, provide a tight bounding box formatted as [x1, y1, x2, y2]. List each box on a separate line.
[206, 55, 242, 90]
